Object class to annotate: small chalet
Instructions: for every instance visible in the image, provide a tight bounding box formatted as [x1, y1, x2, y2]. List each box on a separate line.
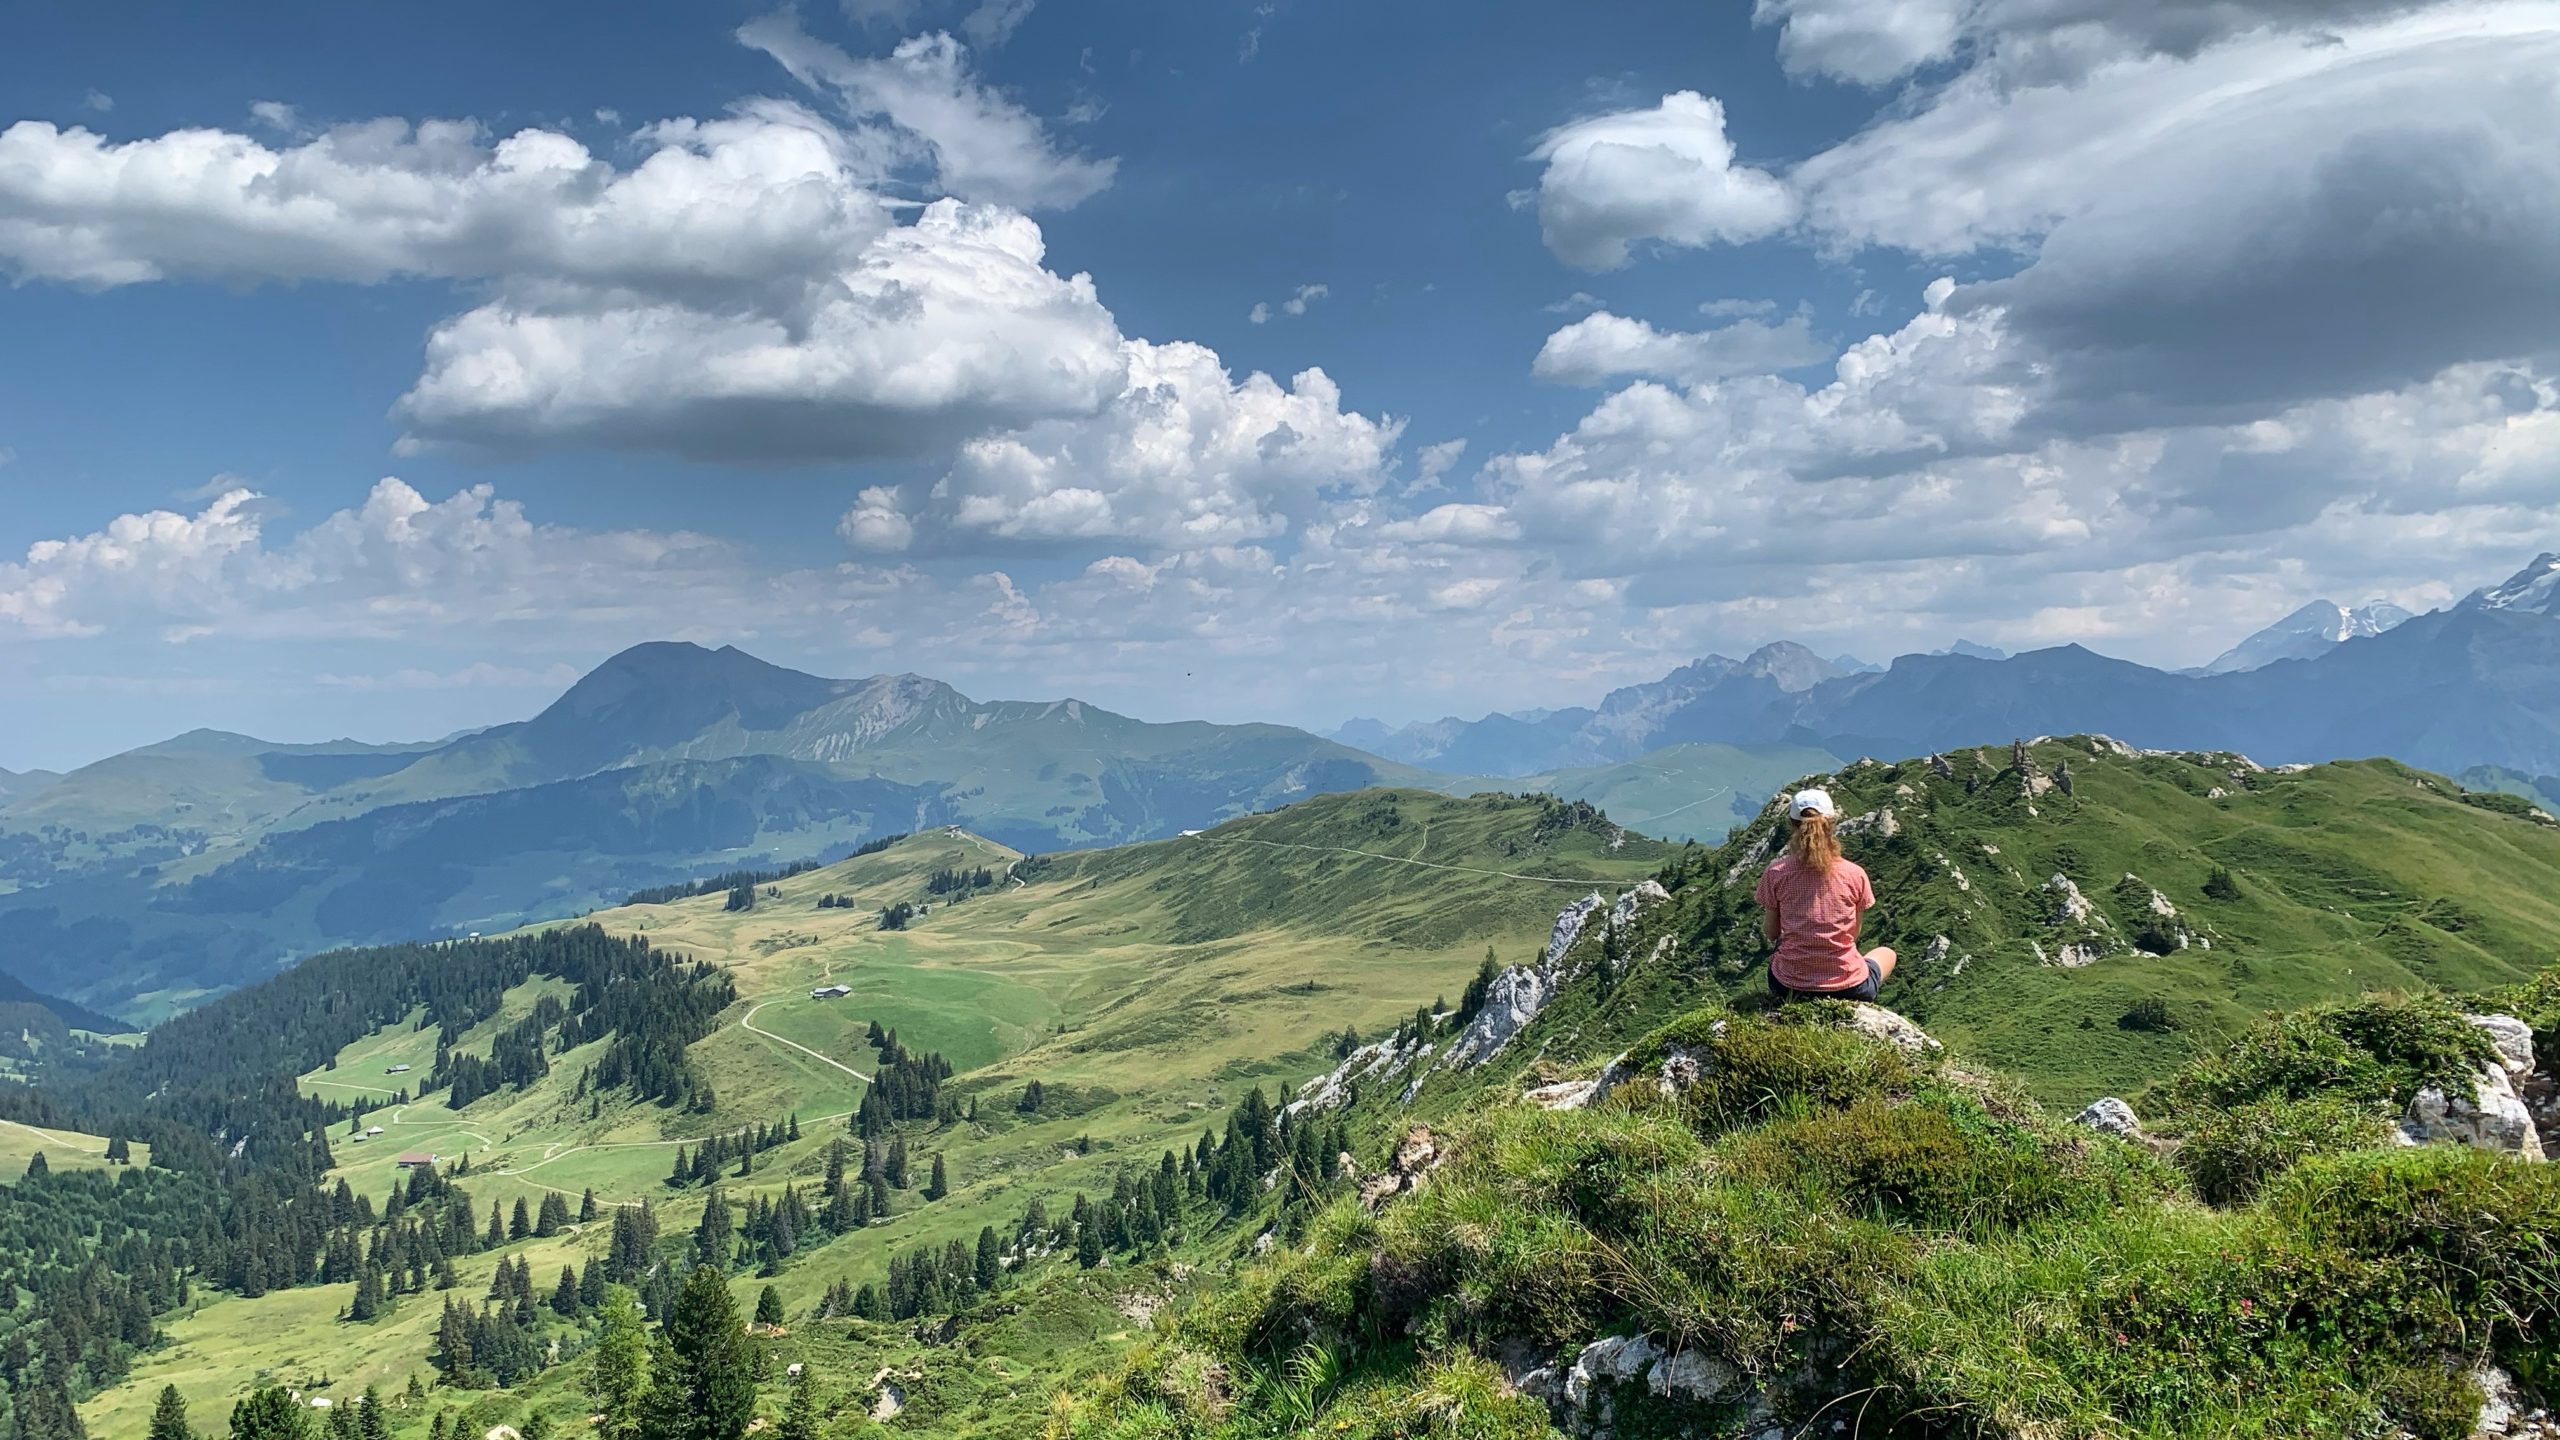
[393, 1151, 440, 1168]
[811, 984, 853, 999]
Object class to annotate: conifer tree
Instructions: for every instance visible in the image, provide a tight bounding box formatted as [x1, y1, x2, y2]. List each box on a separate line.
[925, 1153, 949, 1201]
[755, 1285, 784, 1326]
[650, 1267, 757, 1440]
[587, 1287, 649, 1440]
[147, 1385, 194, 1440]
[975, 1227, 1001, 1291]
[229, 1388, 310, 1440]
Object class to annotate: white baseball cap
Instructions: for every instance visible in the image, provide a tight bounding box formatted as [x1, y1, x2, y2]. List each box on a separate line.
[1789, 788, 1839, 819]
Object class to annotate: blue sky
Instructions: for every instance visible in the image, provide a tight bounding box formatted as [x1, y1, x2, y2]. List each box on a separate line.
[4, 0, 2557, 771]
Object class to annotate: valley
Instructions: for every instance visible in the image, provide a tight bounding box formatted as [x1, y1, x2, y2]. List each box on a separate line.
[67, 792, 1670, 1437]
[20, 744, 2560, 1439]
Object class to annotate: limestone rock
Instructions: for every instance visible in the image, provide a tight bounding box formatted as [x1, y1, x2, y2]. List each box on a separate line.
[1839, 807, 1900, 839]
[2072, 1097, 2143, 1139]
[1608, 879, 1670, 931]
[1441, 890, 1616, 1073]
[1545, 892, 1607, 970]
[2401, 1065, 2546, 1160]
[2469, 1014, 2538, 1079]
[1560, 1335, 1746, 1412]
[1284, 1029, 1433, 1119]
[1360, 1126, 1445, 1210]
[1523, 1032, 1721, 1113]
[1441, 968, 1554, 1070]
[2044, 873, 2099, 925]
[1523, 1076, 1607, 1111]
[1844, 1004, 1940, 1056]
[1722, 825, 1779, 888]
[2473, 1365, 2560, 1438]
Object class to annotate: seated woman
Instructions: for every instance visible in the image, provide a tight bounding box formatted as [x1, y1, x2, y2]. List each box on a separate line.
[1755, 788, 1896, 1002]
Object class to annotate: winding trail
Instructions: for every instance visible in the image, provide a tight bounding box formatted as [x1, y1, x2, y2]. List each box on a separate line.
[741, 999, 876, 1083]
[302, 1076, 401, 1096]
[1199, 834, 1624, 888]
[309, 983, 882, 1208]
[1625, 786, 1732, 823]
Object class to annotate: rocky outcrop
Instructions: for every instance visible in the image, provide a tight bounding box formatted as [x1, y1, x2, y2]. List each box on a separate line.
[2045, 873, 2097, 924]
[2473, 1014, 2537, 1078]
[1440, 968, 1556, 1071]
[2399, 1070, 2541, 1158]
[1838, 807, 1900, 839]
[1607, 880, 1670, 932]
[2475, 1366, 2560, 1439]
[1524, 1031, 1722, 1113]
[1440, 886, 1662, 1076]
[1546, 892, 1607, 970]
[2395, 1014, 2544, 1160]
[1357, 1126, 1443, 1211]
[1513, 1334, 1750, 1436]
[1721, 826, 1778, 888]
[1284, 1031, 1434, 1119]
[2071, 1097, 2143, 1139]
[1841, 1003, 1939, 1056]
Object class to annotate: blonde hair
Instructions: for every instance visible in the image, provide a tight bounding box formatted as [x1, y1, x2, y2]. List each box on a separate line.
[1787, 811, 1841, 874]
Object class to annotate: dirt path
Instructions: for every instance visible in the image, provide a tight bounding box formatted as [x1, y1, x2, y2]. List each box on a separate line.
[302, 1076, 402, 1096]
[1, 1117, 100, 1152]
[741, 999, 876, 1083]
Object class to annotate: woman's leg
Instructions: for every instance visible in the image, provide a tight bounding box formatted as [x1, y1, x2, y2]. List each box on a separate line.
[1868, 946, 1898, 985]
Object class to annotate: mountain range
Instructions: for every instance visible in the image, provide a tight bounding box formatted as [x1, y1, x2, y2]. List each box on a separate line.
[1334, 552, 2560, 781]
[12, 553, 2560, 1017]
[0, 644, 1438, 1014]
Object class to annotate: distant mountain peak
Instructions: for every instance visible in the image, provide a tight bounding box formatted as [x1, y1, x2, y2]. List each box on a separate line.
[1736, 640, 1845, 692]
[2204, 596, 2415, 675]
[2466, 552, 2560, 615]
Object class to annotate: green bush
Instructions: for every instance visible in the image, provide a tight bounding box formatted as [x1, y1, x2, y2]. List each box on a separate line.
[2163, 991, 2494, 1113]
[2173, 1094, 2392, 1204]
[1630, 1007, 1926, 1133]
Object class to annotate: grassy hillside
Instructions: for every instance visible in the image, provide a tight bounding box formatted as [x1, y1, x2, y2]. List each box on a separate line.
[1056, 990, 2559, 1440]
[81, 791, 1669, 1438]
[0, 1118, 146, 1181]
[64, 755, 2560, 1440]
[1471, 739, 2560, 1106]
[1045, 749, 2560, 1438]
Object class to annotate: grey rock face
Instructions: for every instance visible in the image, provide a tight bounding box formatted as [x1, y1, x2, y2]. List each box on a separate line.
[2072, 1097, 2143, 1139]
[2400, 1064, 2545, 1161]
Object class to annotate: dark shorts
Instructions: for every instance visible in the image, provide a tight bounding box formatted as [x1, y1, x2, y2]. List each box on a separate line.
[1767, 953, 1883, 1003]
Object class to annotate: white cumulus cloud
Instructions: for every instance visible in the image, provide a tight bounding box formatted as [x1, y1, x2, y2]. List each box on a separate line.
[1532, 309, 1831, 387]
[846, 338, 1403, 550]
[1525, 91, 1798, 271]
